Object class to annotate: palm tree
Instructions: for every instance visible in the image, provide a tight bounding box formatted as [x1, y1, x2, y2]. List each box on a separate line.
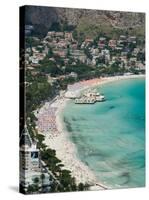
[40, 173, 45, 192]
[27, 184, 36, 194]
[33, 177, 40, 192]
[78, 183, 84, 191]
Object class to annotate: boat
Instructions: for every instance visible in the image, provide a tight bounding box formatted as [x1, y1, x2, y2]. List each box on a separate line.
[96, 94, 105, 102]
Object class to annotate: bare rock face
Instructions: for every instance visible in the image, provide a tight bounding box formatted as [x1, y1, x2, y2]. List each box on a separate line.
[104, 11, 145, 28]
[25, 6, 60, 36]
[25, 6, 59, 28]
[24, 6, 145, 37]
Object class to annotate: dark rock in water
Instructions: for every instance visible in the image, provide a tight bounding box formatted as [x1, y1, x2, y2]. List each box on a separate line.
[109, 105, 115, 110]
[63, 116, 69, 123]
[120, 172, 130, 185]
[121, 172, 129, 177]
[71, 117, 77, 121]
[79, 117, 86, 121]
[66, 125, 72, 132]
[65, 120, 73, 132]
[84, 161, 89, 166]
[74, 128, 81, 132]
[63, 116, 73, 131]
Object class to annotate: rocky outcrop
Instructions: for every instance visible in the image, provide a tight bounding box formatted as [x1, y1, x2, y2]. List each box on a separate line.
[24, 5, 145, 37]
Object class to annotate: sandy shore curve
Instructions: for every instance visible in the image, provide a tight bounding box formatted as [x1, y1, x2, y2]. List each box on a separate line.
[35, 74, 145, 190]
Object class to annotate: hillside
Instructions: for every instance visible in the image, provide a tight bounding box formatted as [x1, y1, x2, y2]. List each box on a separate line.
[24, 6, 145, 38]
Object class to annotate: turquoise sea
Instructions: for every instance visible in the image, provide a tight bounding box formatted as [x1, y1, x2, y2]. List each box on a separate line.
[62, 78, 145, 189]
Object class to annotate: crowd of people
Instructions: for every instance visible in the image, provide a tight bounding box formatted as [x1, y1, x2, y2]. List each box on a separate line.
[35, 102, 59, 137]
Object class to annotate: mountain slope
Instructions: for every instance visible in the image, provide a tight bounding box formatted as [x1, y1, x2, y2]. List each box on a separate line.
[24, 6, 145, 38]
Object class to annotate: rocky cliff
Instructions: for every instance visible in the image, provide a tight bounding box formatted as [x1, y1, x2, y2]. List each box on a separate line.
[24, 5, 145, 38]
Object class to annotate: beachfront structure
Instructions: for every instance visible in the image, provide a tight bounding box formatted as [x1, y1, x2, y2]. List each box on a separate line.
[75, 97, 96, 104]
[65, 90, 80, 99]
[20, 126, 53, 192]
[75, 90, 105, 104]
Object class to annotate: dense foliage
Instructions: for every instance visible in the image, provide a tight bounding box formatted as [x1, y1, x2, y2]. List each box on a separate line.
[26, 71, 54, 113]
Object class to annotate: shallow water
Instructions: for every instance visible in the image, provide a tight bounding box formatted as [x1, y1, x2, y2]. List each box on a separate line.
[62, 78, 145, 189]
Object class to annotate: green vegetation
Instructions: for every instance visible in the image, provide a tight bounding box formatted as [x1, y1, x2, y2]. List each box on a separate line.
[25, 36, 41, 48]
[84, 48, 93, 60]
[75, 16, 112, 40]
[40, 147, 88, 192]
[26, 71, 54, 113]
[47, 47, 53, 57]
[57, 77, 76, 90]
[25, 122, 89, 194]
[72, 16, 137, 42]
[73, 17, 144, 42]
[38, 58, 63, 76]
[63, 22, 75, 32]
[27, 184, 39, 193]
[65, 64, 93, 78]
[137, 52, 145, 62]
[49, 22, 62, 31]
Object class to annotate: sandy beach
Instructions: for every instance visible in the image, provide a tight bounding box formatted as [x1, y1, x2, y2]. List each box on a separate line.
[35, 74, 145, 190]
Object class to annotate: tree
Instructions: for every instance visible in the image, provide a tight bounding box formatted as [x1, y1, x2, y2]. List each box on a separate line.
[127, 52, 132, 59]
[72, 30, 78, 40]
[31, 177, 40, 193]
[63, 22, 75, 31]
[137, 52, 145, 62]
[27, 185, 36, 193]
[49, 22, 61, 31]
[38, 60, 63, 76]
[47, 48, 53, 58]
[36, 134, 47, 150]
[25, 37, 40, 48]
[84, 47, 93, 60]
[67, 48, 71, 57]
[40, 173, 45, 192]
[26, 72, 53, 113]
[53, 55, 64, 66]
[41, 148, 61, 173]
[33, 177, 40, 184]
[59, 170, 75, 191]
[78, 183, 84, 191]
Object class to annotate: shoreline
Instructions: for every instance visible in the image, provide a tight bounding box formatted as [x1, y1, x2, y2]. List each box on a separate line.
[43, 97, 107, 189]
[35, 74, 145, 190]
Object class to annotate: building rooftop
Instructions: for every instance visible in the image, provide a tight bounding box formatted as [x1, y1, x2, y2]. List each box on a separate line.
[20, 125, 32, 148]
